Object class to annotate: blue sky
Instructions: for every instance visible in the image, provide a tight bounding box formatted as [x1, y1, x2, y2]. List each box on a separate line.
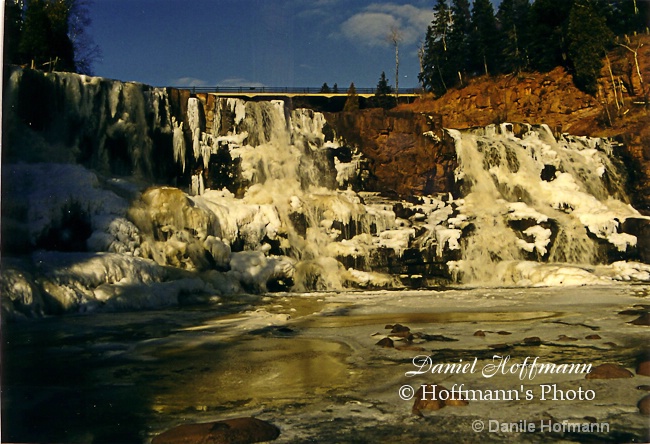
[89, 0, 437, 89]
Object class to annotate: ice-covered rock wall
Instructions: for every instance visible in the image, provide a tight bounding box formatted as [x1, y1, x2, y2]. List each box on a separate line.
[2, 66, 180, 181]
[126, 97, 444, 292]
[447, 123, 649, 285]
[2, 68, 649, 319]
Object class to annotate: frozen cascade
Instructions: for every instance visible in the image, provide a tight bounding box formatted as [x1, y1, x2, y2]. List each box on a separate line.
[447, 123, 646, 285]
[166, 98, 410, 291]
[2, 67, 649, 318]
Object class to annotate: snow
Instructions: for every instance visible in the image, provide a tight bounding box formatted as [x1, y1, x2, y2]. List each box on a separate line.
[507, 202, 548, 223]
[227, 98, 246, 125]
[228, 251, 295, 292]
[596, 261, 650, 281]
[345, 268, 396, 288]
[435, 226, 462, 257]
[448, 124, 644, 283]
[376, 228, 415, 256]
[522, 225, 553, 255]
[4, 163, 130, 250]
[3, 73, 650, 319]
[172, 118, 186, 172]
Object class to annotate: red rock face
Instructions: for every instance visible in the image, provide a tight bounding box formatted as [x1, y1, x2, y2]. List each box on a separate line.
[324, 109, 457, 197]
[396, 35, 650, 215]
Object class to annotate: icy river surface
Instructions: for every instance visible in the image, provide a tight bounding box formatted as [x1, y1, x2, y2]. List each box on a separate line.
[2, 71, 650, 442]
[3, 285, 649, 443]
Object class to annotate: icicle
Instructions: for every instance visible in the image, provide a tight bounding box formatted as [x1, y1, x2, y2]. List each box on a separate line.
[172, 117, 186, 172]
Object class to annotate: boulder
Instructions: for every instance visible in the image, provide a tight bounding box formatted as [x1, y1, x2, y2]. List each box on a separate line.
[586, 364, 634, 379]
[638, 395, 650, 415]
[637, 361, 650, 377]
[151, 417, 280, 444]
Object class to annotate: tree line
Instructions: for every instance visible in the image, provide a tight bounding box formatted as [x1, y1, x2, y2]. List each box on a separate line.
[419, 0, 649, 96]
[4, 0, 100, 74]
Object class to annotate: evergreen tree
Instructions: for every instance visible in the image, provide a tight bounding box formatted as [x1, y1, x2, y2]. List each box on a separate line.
[469, 0, 500, 76]
[19, 0, 52, 68]
[343, 82, 360, 112]
[419, 25, 439, 93]
[617, 0, 649, 35]
[447, 0, 472, 86]
[4, 0, 24, 65]
[497, 0, 531, 73]
[567, 0, 612, 94]
[46, 0, 76, 71]
[375, 71, 393, 95]
[10, 0, 100, 73]
[419, 0, 454, 95]
[528, 0, 574, 72]
[320, 82, 331, 93]
[333, 83, 339, 93]
[372, 71, 396, 109]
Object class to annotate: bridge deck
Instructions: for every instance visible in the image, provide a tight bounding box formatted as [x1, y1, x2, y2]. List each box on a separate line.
[173, 86, 422, 99]
[206, 92, 419, 98]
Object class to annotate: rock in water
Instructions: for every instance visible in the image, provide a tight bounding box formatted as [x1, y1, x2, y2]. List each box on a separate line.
[412, 386, 444, 416]
[375, 337, 394, 348]
[585, 364, 634, 379]
[151, 417, 280, 444]
[523, 336, 542, 345]
[636, 361, 650, 377]
[411, 384, 468, 416]
[629, 313, 650, 326]
[638, 395, 650, 415]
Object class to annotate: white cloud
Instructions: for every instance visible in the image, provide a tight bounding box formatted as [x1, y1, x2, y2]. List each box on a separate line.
[171, 77, 210, 87]
[217, 78, 266, 88]
[294, 0, 344, 21]
[337, 3, 433, 47]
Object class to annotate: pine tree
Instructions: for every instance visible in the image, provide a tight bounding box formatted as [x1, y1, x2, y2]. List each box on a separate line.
[46, 0, 76, 71]
[19, 0, 51, 68]
[448, 0, 472, 86]
[528, 0, 574, 72]
[343, 83, 360, 112]
[320, 82, 331, 93]
[497, 0, 531, 73]
[375, 71, 393, 95]
[12, 0, 100, 73]
[372, 71, 396, 109]
[419, 0, 454, 95]
[567, 0, 613, 94]
[4, 0, 24, 65]
[469, 0, 500, 76]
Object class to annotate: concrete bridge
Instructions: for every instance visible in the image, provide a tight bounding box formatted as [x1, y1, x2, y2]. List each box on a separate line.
[174, 85, 422, 99]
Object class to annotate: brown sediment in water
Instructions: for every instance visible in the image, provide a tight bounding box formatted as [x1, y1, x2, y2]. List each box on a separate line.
[148, 337, 353, 415]
[294, 311, 561, 329]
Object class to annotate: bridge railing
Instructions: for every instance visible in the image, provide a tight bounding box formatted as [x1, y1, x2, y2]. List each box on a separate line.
[170, 85, 423, 95]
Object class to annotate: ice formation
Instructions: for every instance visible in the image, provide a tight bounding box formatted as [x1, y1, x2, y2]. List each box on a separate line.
[2, 69, 649, 318]
[447, 123, 647, 284]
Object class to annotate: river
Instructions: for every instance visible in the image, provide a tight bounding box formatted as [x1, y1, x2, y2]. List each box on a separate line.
[3, 285, 649, 443]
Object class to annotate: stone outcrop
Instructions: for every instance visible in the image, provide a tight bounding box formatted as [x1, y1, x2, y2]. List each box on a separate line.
[324, 109, 457, 197]
[403, 67, 598, 132]
[399, 34, 650, 214]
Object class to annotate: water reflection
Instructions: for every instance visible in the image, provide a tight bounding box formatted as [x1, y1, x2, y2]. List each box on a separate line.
[3, 286, 649, 443]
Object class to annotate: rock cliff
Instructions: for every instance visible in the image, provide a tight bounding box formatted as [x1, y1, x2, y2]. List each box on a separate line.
[323, 110, 457, 197]
[397, 34, 650, 214]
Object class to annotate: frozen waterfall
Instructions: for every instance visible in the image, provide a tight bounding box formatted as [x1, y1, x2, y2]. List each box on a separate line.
[2, 69, 649, 318]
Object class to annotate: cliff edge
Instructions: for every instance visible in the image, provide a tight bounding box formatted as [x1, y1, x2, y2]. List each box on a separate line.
[397, 34, 650, 214]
